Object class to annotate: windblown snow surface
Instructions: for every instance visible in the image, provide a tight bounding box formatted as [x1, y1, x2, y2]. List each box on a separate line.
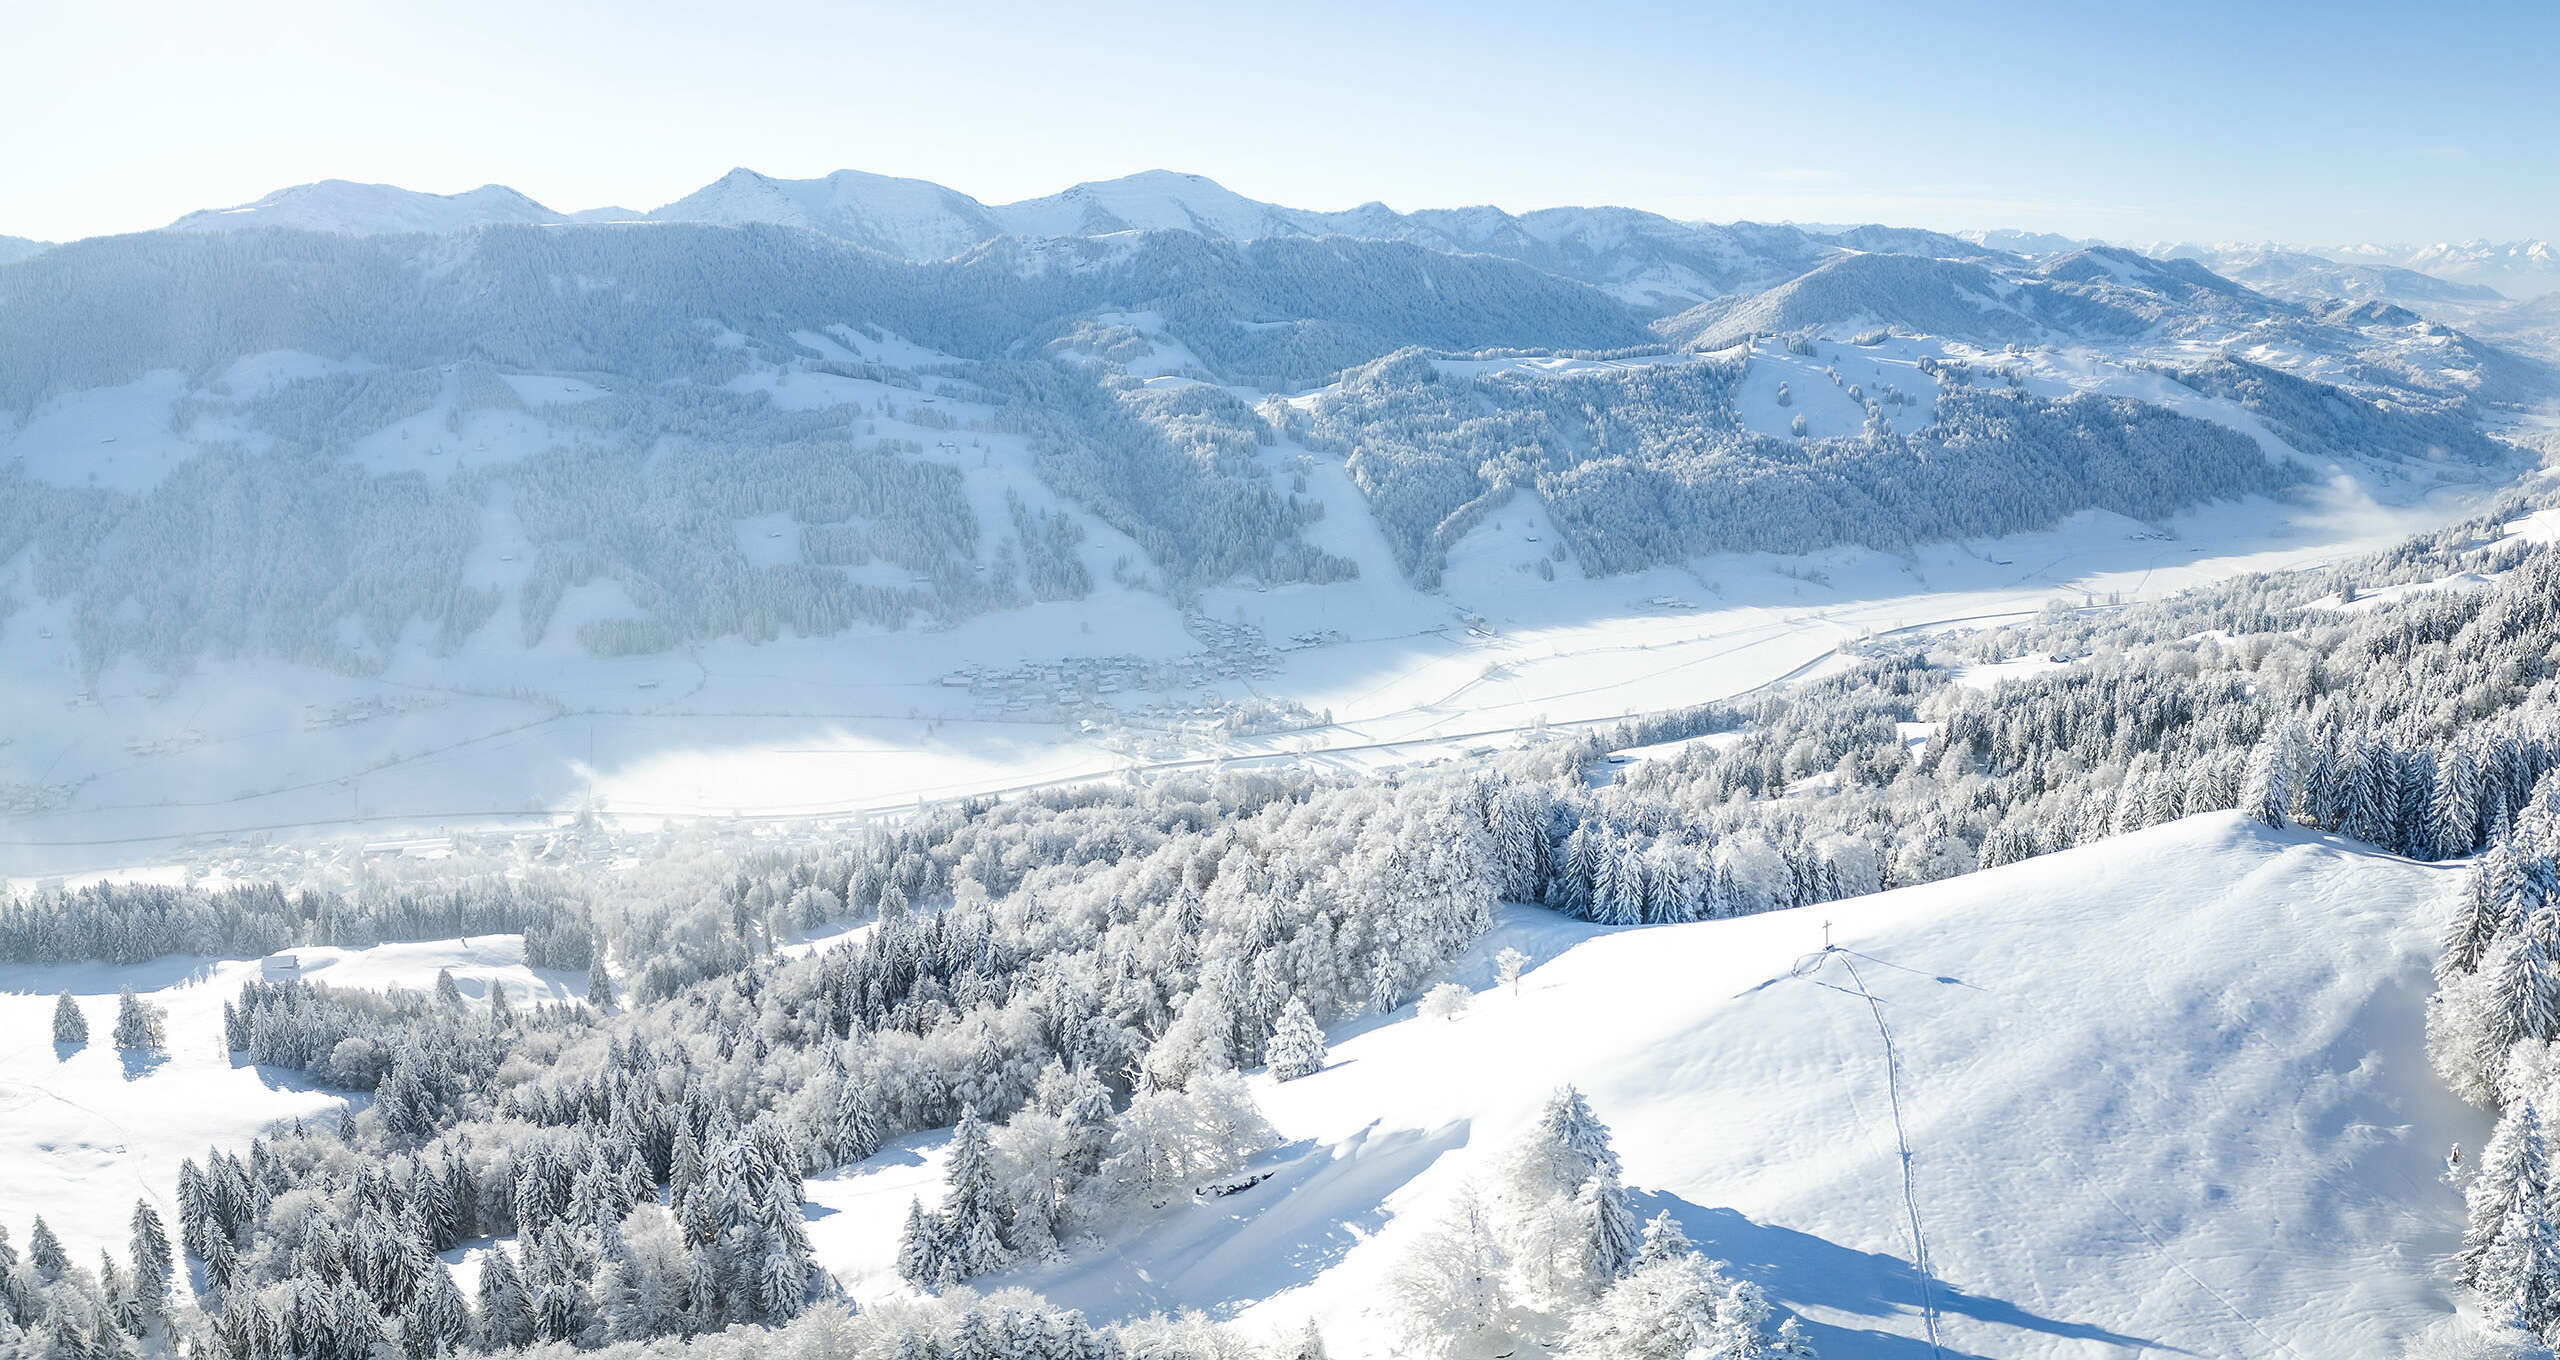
[808, 813, 2480, 1358]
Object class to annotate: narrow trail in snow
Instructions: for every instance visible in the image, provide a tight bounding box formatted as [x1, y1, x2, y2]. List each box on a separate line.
[1830, 951, 1944, 1359]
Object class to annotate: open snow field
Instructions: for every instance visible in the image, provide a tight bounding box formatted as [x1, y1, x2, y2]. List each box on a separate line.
[0, 935, 582, 1265]
[792, 813, 2480, 1358]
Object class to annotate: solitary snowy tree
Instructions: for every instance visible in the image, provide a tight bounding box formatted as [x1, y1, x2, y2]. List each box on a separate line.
[52, 994, 87, 1047]
[112, 987, 165, 1051]
[1500, 1085, 1634, 1299]
[1266, 997, 1328, 1081]
[1418, 982, 1472, 1022]
[1280, 1319, 1331, 1360]
[1496, 946, 1530, 996]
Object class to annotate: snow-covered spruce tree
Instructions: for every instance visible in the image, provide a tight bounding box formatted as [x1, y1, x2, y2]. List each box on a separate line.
[1266, 996, 1328, 1081]
[434, 968, 464, 1008]
[1281, 1318, 1331, 1360]
[474, 1246, 536, 1351]
[1580, 1165, 1643, 1282]
[1497, 1085, 1636, 1303]
[52, 994, 87, 1047]
[128, 1203, 169, 1284]
[940, 1108, 1012, 1284]
[26, 1218, 66, 1279]
[587, 966, 616, 1013]
[828, 1060, 886, 1165]
[2467, 1100, 2556, 1280]
[2439, 741, 2488, 863]
[894, 1198, 945, 1289]
[2241, 729, 2293, 830]
[111, 987, 165, 1051]
[403, 1258, 471, 1357]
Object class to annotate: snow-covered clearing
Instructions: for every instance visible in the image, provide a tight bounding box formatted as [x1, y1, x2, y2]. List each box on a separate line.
[0, 934, 576, 1265]
[2305, 571, 2500, 612]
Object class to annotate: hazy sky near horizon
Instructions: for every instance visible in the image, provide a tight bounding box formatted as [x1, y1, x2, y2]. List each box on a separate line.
[4, 0, 2553, 245]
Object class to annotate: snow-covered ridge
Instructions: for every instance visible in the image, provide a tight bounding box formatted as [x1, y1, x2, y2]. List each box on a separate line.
[166, 180, 580, 235]
[136, 168, 1994, 309]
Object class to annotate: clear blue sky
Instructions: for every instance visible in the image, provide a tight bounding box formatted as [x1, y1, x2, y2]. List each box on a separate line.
[4, 0, 2552, 245]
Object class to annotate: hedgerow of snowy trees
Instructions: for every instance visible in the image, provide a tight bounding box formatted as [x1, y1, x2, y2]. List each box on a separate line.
[0, 878, 588, 969]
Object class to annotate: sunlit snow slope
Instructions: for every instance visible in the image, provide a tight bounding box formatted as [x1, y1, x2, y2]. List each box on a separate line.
[925, 814, 2478, 1358]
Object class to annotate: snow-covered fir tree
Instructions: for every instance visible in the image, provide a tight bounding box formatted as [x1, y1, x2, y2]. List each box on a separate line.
[51, 995, 86, 1047]
[1265, 996, 1328, 1081]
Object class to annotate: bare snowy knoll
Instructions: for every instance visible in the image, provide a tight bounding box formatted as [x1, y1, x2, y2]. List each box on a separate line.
[975, 814, 2475, 1358]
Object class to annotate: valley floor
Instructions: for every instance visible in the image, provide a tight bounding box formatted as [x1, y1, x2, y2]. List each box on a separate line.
[0, 469, 2494, 884]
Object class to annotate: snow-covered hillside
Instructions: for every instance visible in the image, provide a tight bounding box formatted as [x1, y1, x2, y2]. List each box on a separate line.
[38, 812, 2464, 1358]
[815, 814, 2471, 1358]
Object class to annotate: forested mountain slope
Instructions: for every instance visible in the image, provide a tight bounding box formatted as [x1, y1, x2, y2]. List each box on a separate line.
[1, 212, 2536, 684]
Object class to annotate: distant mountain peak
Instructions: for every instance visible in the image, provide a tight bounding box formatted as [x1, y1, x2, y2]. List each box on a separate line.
[167, 179, 569, 235]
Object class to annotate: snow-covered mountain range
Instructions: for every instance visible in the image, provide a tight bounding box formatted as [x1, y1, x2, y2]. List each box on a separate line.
[153, 167, 1957, 310]
[136, 168, 2560, 312]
